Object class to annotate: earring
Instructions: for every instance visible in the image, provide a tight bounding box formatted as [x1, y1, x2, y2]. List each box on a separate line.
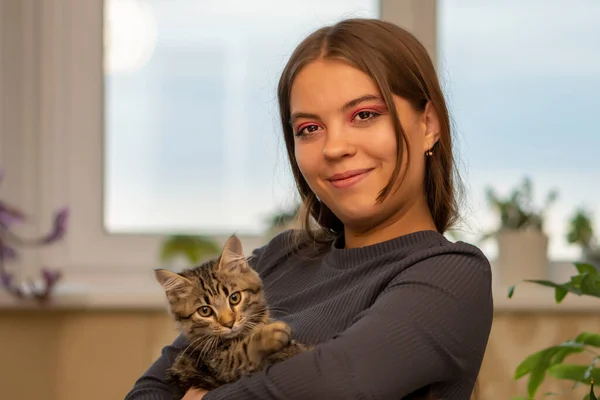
[425, 139, 437, 156]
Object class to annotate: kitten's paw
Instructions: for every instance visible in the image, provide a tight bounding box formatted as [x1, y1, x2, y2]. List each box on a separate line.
[254, 321, 292, 355]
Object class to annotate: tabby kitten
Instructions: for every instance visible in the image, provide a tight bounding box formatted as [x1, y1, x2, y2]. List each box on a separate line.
[154, 234, 309, 393]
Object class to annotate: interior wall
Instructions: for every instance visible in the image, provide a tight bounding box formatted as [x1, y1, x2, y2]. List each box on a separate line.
[0, 309, 597, 400]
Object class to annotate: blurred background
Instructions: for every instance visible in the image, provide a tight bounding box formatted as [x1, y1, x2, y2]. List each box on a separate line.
[1, 0, 599, 399]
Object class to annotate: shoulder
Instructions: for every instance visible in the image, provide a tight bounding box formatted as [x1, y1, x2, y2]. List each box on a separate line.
[406, 235, 491, 280]
[388, 236, 493, 305]
[247, 229, 320, 276]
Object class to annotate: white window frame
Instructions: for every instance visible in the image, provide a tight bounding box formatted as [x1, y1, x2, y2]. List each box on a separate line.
[1, 0, 437, 285]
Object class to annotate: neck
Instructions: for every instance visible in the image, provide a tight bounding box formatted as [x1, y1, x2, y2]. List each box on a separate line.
[343, 197, 437, 249]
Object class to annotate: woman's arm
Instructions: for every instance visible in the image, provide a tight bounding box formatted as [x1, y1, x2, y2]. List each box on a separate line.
[124, 334, 187, 400]
[202, 253, 493, 400]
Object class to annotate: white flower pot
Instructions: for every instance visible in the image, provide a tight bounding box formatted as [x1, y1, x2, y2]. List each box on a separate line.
[496, 229, 549, 286]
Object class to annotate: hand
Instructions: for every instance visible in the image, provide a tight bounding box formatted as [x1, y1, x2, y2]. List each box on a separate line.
[182, 388, 209, 399]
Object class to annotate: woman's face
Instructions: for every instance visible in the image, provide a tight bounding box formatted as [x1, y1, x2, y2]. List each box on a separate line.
[289, 59, 439, 231]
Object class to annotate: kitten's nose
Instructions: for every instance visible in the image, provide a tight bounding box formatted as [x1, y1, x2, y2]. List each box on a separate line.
[220, 317, 235, 329]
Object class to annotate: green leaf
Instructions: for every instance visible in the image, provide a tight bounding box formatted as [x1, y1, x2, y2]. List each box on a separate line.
[523, 279, 570, 290]
[576, 333, 600, 348]
[515, 348, 549, 379]
[514, 341, 589, 398]
[575, 263, 599, 276]
[509, 261, 600, 303]
[529, 362, 550, 398]
[515, 343, 584, 379]
[547, 364, 600, 382]
[519, 348, 559, 397]
[555, 286, 568, 302]
[580, 273, 600, 297]
[551, 343, 585, 364]
[523, 279, 581, 303]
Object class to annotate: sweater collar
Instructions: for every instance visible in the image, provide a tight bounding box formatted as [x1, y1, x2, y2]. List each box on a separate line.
[324, 230, 445, 268]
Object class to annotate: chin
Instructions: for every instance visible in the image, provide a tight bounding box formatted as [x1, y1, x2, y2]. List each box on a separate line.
[330, 200, 380, 223]
[336, 211, 380, 230]
[221, 327, 244, 339]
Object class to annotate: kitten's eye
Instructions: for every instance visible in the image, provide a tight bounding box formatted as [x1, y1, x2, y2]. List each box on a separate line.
[197, 306, 212, 317]
[229, 291, 242, 305]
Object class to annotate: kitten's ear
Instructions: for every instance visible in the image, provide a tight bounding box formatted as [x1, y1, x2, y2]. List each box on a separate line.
[222, 234, 244, 258]
[154, 269, 193, 296]
[217, 234, 248, 272]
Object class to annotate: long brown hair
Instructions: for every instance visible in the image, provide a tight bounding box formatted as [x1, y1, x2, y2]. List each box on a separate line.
[277, 18, 463, 243]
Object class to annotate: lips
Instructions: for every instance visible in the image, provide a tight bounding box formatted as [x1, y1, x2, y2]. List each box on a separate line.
[327, 168, 373, 189]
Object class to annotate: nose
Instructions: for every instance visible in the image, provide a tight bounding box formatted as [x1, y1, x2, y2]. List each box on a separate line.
[322, 125, 355, 160]
[219, 312, 235, 329]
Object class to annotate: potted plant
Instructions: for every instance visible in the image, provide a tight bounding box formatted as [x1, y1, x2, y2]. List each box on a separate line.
[483, 176, 558, 286]
[508, 262, 599, 399]
[159, 234, 221, 269]
[0, 168, 68, 302]
[264, 203, 303, 238]
[566, 207, 600, 266]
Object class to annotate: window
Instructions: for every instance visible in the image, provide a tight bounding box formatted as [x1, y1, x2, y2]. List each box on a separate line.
[8, 0, 431, 281]
[437, 0, 600, 261]
[103, 0, 380, 236]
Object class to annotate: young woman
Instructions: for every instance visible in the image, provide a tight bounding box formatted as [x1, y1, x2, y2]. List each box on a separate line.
[126, 18, 493, 400]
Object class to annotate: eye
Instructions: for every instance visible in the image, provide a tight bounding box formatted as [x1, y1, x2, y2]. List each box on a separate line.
[229, 291, 242, 305]
[295, 123, 321, 137]
[353, 110, 379, 122]
[197, 306, 213, 317]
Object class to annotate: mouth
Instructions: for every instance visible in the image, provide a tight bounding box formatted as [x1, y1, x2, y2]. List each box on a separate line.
[222, 326, 243, 339]
[327, 168, 374, 189]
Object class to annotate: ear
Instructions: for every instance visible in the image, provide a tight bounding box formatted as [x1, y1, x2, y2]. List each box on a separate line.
[216, 234, 248, 273]
[154, 269, 193, 295]
[422, 101, 441, 152]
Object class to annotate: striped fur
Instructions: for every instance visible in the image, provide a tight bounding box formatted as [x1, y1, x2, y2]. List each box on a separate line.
[155, 235, 310, 393]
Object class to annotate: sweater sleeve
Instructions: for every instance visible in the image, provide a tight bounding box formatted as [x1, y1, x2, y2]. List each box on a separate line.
[203, 252, 493, 400]
[124, 243, 269, 400]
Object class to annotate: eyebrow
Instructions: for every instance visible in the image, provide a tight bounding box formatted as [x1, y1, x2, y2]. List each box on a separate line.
[289, 94, 384, 125]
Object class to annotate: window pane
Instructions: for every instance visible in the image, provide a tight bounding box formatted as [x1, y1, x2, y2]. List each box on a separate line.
[104, 0, 379, 235]
[438, 0, 600, 260]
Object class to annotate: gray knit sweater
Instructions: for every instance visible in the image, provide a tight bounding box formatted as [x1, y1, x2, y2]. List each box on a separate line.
[125, 229, 493, 400]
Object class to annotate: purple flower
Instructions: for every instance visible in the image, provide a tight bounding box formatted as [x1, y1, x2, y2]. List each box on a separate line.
[0, 272, 13, 288]
[0, 200, 26, 228]
[41, 267, 62, 285]
[0, 242, 18, 260]
[40, 207, 69, 244]
[0, 272, 22, 298]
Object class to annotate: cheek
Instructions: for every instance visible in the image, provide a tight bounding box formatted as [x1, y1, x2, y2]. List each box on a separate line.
[364, 125, 399, 169]
[182, 317, 213, 337]
[294, 144, 321, 182]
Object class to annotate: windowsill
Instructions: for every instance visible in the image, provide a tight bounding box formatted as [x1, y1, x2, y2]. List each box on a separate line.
[0, 282, 168, 311]
[0, 258, 595, 312]
[0, 280, 596, 313]
[492, 285, 598, 312]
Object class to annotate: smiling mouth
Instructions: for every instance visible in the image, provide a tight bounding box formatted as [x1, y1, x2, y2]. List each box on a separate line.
[327, 168, 373, 189]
